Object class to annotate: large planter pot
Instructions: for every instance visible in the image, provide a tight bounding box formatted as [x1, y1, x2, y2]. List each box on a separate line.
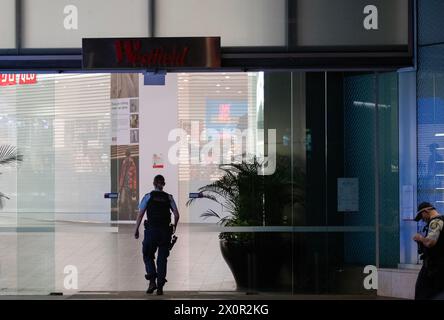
[220, 233, 293, 292]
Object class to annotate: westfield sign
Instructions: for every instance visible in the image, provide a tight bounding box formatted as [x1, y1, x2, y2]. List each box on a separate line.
[83, 37, 221, 70]
[114, 40, 190, 67]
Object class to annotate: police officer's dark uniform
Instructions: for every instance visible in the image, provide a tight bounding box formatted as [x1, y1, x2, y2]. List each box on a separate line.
[414, 202, 444, 300]
[136, 177, 178, 295]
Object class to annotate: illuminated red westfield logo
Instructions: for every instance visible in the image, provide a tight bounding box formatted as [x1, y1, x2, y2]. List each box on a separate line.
[114, 40, 190, 67]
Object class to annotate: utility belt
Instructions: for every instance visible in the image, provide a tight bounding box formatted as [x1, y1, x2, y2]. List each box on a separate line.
[423, 257, 444, 269]
[144, 220, 173, 233]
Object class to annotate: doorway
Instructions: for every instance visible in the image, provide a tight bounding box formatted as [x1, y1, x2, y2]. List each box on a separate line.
[0, 70, 399, 295]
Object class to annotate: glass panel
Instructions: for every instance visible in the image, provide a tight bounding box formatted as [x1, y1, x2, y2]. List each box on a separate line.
[317, 72, 379, 294]
[177, 72, 262, 224]
[377, 72, 400, 268]
[0, 73, 116, 294]
[0, 77, 18, 294]
[155, 0, 286, 47]
[176, 72, 293, 293]
[0, 0, 15, 49]
[15, 75, 55, 294]
[263, 72, 293, 227]
[0, 70, 400, 296]
[22, 0, 150, 48]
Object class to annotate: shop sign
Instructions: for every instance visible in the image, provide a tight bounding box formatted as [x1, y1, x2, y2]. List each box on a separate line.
[0, 74, 38, 86]
[83, 37, 221, 70]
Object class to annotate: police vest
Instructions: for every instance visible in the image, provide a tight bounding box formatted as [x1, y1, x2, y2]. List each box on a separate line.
[424, 216, 444, 264]
[145, 191, 172, 227]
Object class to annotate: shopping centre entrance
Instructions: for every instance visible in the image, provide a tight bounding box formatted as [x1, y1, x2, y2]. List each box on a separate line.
[0, 69, 400, 296]
[0, 0, 414, 297]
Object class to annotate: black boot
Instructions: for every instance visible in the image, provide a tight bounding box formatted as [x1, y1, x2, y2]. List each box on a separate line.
[156, 279, 166, 295]
[146, 280, 157, 294]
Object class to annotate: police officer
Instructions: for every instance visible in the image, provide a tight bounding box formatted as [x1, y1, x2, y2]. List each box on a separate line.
[134, 175, 180, 295]
[413, 202, 444, 300]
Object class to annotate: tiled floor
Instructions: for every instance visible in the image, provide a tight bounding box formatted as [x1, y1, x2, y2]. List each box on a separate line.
[0, 223, 236, 295]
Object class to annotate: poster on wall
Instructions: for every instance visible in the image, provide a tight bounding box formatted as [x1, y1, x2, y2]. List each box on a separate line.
[110, 73, 140, 221]
[111, 99, 131, 145]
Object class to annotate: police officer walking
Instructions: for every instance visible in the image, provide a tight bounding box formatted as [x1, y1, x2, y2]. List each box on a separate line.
[134, 175, 180, 295]
[413, 202, 444, 300]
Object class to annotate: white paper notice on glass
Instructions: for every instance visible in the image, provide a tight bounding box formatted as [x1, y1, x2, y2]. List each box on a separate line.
[401, 185, 414, 220]
[338, 178, 359, 212]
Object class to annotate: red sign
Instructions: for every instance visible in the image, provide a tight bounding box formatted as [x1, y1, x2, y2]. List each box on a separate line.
[83, 37, 221, 70]
[0, 74, 37, 86]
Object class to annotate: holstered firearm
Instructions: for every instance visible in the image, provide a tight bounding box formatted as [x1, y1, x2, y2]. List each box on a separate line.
[168, 224, 178, 250]
[169, 235, 178, 251]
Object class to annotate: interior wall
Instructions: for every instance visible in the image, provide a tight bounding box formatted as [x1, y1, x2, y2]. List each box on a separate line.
[138, 73, 180, 219]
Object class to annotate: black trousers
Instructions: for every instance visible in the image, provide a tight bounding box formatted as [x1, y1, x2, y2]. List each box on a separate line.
[415, 263, 444, 300]
[142, 225, 171, 287]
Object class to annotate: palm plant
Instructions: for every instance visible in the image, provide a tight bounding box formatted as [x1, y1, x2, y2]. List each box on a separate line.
[0, 145, 23, 209]
[186, 155, 305, 241]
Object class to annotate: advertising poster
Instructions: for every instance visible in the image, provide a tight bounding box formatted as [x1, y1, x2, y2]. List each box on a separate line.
[110, 73, 140, 221]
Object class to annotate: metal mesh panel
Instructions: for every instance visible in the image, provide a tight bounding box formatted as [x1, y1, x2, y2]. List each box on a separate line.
[417, 45, 444, 212]
[418, 0, 444, 46]
[343, 74, 376, 266]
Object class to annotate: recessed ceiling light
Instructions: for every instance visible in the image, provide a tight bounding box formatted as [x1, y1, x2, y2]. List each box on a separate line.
[225, 76, 230, 79]
[216, 84, 221, 87]
[238, 91, 242, 94]
[225, 87, 230, 90]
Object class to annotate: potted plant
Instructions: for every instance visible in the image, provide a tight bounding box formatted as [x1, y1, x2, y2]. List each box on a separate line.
[0, 145, 23, 209]
[187, 155, 305, 292]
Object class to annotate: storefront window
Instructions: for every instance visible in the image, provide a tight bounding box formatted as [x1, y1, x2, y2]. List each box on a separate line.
[0, 71, 399, 295]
